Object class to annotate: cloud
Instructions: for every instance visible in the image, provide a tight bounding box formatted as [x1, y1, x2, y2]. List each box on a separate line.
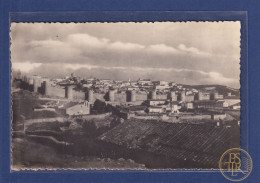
[67, 33, 109, 48]
[148, 44, 178, 54]
[10, 22, 241, 88]
[110, 41, 145, 50]
[12, 62, 42, 73]
[178, 44, 211, 56]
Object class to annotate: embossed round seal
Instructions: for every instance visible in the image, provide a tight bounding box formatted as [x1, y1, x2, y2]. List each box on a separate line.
[219, 148, 253, 181]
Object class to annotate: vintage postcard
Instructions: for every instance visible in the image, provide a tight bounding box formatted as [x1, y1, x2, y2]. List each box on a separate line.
[11, 22, 241, 170]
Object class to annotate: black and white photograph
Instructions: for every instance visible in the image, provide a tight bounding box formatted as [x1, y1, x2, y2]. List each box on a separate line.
[11, 22, 241, 170]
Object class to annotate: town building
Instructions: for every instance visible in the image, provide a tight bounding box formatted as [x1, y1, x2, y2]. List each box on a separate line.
[195, 92, 211, 101]
[194, 100, 228, 109]
[169, 82, 176, 87]
[210, 93, 224, 100]
[185, 94, 195, 102]
[171, 102, 180, 114]
[185, 102, 194, 109]
[154, 85, 169, 90]
[137, 79, 152, 86]
[148, 106, 165, 113]
[147, 99, 167, 106]
[167, 91, 177, 101]
[224, 95, 240, 107]
[229, 102, 241, 110]
[153, 81, 169, 86]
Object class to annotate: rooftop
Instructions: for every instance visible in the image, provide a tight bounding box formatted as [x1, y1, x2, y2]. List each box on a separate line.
[224, 96, 240, 99]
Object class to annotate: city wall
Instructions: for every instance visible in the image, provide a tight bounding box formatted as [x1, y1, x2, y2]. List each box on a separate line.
[180, 114, 212, 120]
[45, 85, 166, 103]
[132, 115, 166, 121]
[131, 113, 225, 122]
[92, 92, 149, 103]
[23, 117, 67, 130]
[72, 90, 85, 100]
[47, 86, 65, 98]
[24, 113, 113, 126]
[24, 117, 66, 124]
[21, 78, 221, 105]
[211, 113, 226, 120]
[154, 94, 167, 100]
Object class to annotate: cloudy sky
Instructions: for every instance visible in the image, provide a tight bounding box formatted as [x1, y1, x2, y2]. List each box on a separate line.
[11, 22, 241, 88]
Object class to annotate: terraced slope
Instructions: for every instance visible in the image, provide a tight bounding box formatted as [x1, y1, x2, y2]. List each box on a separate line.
[99, 119, 240, 168]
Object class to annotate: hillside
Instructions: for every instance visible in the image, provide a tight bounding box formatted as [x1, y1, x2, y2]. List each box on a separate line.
[99, 119, 240, 168]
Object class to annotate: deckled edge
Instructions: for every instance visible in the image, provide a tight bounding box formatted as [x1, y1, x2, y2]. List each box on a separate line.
[9, 21, 242, 172]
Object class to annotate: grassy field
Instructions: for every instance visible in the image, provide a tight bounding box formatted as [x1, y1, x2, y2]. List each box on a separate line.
[12, 114, 145, 169]
[12, 137, 145, 170]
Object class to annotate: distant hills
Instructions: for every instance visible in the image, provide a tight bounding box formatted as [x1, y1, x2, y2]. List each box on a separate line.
[182, 84, 240, 96]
